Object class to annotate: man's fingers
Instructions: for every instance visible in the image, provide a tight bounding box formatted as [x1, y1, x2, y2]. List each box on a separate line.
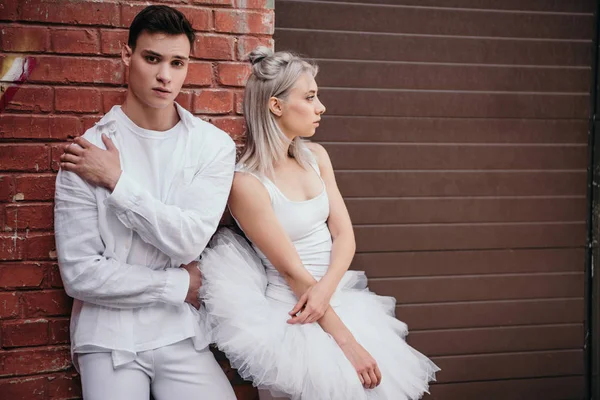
[60, 162, 77, 172]
[73, 136, 92, 149]
[60, 153, 80, 164]
[102, 134, 117, 152]
[64, 143, 84, 156]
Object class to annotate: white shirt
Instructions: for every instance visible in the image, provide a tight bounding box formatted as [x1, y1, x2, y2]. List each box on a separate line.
[54, 104, 235, 369]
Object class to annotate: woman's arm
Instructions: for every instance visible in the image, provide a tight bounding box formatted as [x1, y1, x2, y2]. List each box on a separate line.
[308, 142, 356, 292]
[228, 172, 381, 388]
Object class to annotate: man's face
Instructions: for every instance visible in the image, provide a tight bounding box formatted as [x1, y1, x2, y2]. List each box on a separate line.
[122, 31, 191, 109]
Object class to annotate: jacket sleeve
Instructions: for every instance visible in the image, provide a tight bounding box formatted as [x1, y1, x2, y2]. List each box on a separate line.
[54, 169, 190, 308]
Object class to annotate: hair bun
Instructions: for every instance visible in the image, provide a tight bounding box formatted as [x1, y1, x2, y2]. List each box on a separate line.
[248, 46, 272, 65]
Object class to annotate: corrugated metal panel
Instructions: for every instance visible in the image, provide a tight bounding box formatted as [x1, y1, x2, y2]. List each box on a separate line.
[275, 0, 594, 397]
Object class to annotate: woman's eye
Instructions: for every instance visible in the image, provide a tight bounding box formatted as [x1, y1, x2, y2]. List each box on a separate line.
[307, 96, 315, 101]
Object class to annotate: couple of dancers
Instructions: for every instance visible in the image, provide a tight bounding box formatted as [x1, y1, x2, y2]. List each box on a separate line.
[54, 5, 438, 399]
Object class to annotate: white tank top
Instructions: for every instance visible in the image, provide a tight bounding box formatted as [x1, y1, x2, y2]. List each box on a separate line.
[235, 151, 333, 295]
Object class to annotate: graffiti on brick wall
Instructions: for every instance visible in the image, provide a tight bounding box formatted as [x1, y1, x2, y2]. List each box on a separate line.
[0, 56, 37, 111]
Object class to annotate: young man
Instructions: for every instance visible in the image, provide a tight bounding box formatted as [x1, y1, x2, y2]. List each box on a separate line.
[54, 6, 237, 399]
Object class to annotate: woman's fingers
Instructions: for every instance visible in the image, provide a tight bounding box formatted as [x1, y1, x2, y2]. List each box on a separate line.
[368, 369, 378, 389]
[374, 365, 382, 386]
[289, 292, 308, 316]
[361, 371, 372, 388]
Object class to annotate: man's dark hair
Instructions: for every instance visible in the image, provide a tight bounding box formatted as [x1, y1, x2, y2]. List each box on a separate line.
[128, 5, 195, 50]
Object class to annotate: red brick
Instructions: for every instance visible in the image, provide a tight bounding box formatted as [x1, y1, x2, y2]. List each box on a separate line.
[0, 26, 50, 52]
[193, 89, 234, 114]
[0, 175, 15, 202]
[14, 174, 56, 202]
[235, 90, 244, 114]
[180, 6, 213, 31]
[51, 143, 66, 173]
[48, 318, 69, 344]
[193, 34, 235, 61]
[175, 90, 193, 110]
[48, 371, 82, 399]
[45, 264, 64, 289]
[2, 319, 49, 347]
[55, 88, 101, 113]
[0, 292, 20, 319]
[5, 204, 54, 230]
[0, 144, 50, 172]
[0, 115, 81, 141]
[214, 9, 274, 35]
[0, 263, 44, 288]
[0, 376, 47, 400]
[100, 29, 128, 55]
[102, 89, 127, 114]
[29, 57, 124, 85]
[20, 0, 120, 26]
[24, 232, 56, 261]
[0, 0, 19, 21]
[236, 35, 273, 60]
[21, 290, 71, 318]
[185, 62, 213, 87]
[192, 0, 233, 5]
[0, 234, 25, 260]
[81, 116, 101, 131]
[0, 346, 72, 376]
[121, 4, 211, 31]
[216, 62, 251, 87]
[2, 86, 53, 113]
[51, 28, 100, 55]
[211, 116, 245, 139]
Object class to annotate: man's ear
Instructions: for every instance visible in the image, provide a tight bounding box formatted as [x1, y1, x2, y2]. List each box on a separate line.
[122, 44, 133, 67]
[269, 97, 283, 117]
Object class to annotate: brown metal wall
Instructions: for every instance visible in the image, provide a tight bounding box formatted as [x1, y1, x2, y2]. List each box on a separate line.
[275, 1, 595, 398]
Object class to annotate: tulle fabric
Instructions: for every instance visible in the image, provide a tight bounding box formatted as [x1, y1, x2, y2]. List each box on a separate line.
[200, 228, 439, 400]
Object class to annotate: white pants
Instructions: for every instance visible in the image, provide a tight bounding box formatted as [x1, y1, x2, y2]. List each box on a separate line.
[78, 339, 236, 400]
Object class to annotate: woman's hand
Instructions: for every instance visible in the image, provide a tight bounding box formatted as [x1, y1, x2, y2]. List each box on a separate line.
[339, 339, 382, 389]
[287, 280, 335, 324]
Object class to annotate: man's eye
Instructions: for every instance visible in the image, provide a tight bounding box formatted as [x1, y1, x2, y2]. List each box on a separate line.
[173, 61, 184, 67]
[146, 56, 158, 63]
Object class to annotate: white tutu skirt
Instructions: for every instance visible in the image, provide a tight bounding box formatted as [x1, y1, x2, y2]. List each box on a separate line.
[199, 229, 439, 400]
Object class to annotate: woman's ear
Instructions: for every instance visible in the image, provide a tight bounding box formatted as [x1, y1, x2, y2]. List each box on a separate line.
[122, 44, 133, 67]
[269, 97, 283, 117]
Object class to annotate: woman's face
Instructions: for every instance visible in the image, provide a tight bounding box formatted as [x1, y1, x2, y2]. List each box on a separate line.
[274, 72, 326, 139]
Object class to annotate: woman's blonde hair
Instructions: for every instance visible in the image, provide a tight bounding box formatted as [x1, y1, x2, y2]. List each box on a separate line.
[239, 47, 319, 178]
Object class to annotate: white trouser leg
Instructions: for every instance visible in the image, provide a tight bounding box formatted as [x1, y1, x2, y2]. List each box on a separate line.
[78, 352, 150, 400]
[151, 339, 236, 400]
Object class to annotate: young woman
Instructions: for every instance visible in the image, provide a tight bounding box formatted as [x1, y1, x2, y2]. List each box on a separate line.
[200, 47, 439, 400]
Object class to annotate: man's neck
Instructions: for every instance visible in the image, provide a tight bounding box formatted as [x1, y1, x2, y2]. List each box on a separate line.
[121, 93, 180, 132]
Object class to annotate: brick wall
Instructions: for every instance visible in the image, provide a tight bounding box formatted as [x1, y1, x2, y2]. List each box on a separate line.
[0, 1, 274, 399]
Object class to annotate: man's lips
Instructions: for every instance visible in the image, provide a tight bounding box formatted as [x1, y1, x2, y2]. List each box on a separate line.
[152, 88, 171, 93]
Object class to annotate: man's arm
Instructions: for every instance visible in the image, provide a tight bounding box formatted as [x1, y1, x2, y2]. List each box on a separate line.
[62, 134, 236, 266]
[105, 140, 235, 265]
[54, 168, 190, 308]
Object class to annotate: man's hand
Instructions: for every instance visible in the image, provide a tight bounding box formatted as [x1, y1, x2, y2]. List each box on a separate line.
[60, 135, 122, 191]
[181, 261, 202, 309]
